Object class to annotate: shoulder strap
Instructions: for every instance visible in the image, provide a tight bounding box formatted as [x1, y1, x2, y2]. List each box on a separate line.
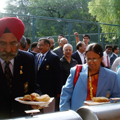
[74, 64, 82, 87]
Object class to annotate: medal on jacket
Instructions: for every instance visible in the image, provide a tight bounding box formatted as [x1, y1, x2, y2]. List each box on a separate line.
[20, 66, 23, 74]
[24, 82, 28, 93]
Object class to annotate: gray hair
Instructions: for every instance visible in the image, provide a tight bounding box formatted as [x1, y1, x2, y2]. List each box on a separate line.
[20, 36, 27, 49]
[63, 43, 73, 51]
[60, 37, 68, 43]
[47, 37, 54, 41]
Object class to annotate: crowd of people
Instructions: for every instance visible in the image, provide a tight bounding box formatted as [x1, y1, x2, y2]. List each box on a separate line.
[0, 17, 120, 119]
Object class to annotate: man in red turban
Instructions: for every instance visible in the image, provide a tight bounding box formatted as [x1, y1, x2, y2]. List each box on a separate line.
[0, 17, 25, 41]
[0, 17, 25, 61]
[0, 17, 41, 119]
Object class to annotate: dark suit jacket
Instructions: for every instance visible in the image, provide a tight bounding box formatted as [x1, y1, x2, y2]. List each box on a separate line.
[53, 47, 63, 59]
[71, 51, 85, 64]
[35, 50, 63, 97]
[110, 53, 118, 66]
[29, 50, 37, 56]
[0, 50, 41, 119]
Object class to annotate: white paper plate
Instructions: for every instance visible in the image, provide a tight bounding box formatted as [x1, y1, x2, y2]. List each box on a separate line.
[15, 97, 54, 107]
[84, 101, 110, 106]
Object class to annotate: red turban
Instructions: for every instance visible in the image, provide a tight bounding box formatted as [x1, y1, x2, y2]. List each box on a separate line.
[0, 17, 25, 41]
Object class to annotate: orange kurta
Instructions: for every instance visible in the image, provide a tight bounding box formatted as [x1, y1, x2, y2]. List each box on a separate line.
[86, 73, 99, 100]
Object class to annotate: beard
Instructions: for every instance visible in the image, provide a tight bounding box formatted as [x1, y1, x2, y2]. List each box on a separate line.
[0, 48, 18, 61]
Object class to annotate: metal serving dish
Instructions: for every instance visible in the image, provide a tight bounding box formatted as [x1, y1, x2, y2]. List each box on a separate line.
[12, 110, 83, 120]
[77, 102, 120, 120]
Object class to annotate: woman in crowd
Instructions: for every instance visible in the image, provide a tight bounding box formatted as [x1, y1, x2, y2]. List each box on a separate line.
[60, 43, 120, 111]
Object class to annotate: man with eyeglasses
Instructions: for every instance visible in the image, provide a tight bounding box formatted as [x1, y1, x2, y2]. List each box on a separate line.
[35, 38, 63, 112]
[0, 17, 41, 119]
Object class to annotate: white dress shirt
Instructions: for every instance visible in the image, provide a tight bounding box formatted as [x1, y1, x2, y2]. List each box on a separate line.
[103, 51, 110, 67]
[77, 50, 85, 64]
[0, 58, 14, 75]
[38, 51, 48, 61]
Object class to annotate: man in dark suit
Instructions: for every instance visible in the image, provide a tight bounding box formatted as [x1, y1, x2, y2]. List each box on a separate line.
[23, 38, 38, 56]
[0, 17, 41, 119]
[53, 37, 68, 59]
[35, 38, 63, 112]
[31, 42, 40, 53]
[72, 41, 86, 64]
[110, 45, 119, 66]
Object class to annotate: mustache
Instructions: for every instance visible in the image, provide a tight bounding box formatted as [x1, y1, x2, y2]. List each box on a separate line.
[1, 52, 17, 56]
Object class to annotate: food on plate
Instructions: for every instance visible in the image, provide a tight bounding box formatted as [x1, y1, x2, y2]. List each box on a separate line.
[92, 97, 109, 102]
[35, 94, 50, 102]
[30, 93, 40, 101]
[21, 93, 50, 102]
[23, 95, 32, 101]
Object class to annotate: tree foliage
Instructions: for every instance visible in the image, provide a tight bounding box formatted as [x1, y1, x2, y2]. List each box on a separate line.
[88, 0, 120, 42]
[2, 0, 97, 42]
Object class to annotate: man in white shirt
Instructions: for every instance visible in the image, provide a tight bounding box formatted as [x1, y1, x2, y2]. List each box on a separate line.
[103, 45, 112, 68]
[72, 41, 86, 64]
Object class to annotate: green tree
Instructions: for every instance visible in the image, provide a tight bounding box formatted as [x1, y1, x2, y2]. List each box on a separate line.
[29, 0, 97, 36]
[3, 0, 97, 42]
[88, 0, 120, 42]
[3, 0, 33, 37]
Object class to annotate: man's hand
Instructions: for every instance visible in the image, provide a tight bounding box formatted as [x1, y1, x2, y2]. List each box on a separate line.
[74, 32, 80, 43]
[74, 32, 79, 36]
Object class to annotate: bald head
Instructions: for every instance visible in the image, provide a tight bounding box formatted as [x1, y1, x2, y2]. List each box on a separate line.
[63, 43, 73, 59]
[59, 37, 68, 48]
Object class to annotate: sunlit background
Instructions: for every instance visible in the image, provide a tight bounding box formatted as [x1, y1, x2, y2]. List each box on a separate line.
[0, 1, 7, 12]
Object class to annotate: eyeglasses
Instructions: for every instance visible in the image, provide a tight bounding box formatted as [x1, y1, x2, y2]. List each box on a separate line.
[85, 57, 101, 62]
[0, 41, 18, 48]
[37, 44, 44, 47]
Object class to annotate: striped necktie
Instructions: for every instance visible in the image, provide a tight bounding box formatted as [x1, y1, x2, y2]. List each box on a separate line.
[38, 54, 44, 70]
[4, 61, 13, 94]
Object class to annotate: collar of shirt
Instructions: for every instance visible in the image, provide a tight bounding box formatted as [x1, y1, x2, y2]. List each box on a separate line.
[77, 50, 85, 56]
[38, 51, 49, 60]
[104, 51, 108, 56]
[0, 58, 14, 74]
[113, 53, 118, 57]
[62, 56, 72, 63]
[0, 58, 14, 65]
